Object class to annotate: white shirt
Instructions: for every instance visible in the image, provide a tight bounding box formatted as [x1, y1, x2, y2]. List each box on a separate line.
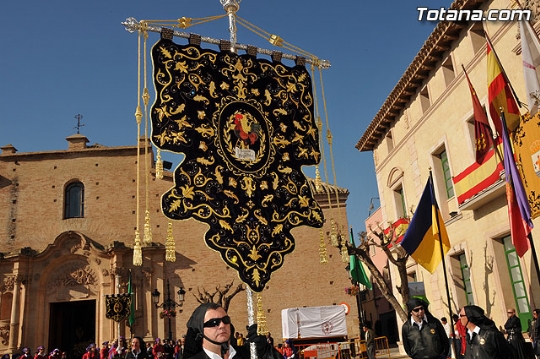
[443, 322, 452, 338]
[467, 325, 481, 339]
[203, 345, 237, 359]
[410, 317, 428, 331]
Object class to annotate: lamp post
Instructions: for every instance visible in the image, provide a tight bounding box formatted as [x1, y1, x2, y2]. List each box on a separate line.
[151, 279, 186, 341]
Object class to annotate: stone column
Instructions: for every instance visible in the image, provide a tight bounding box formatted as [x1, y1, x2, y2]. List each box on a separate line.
[8, 276, 21, 351]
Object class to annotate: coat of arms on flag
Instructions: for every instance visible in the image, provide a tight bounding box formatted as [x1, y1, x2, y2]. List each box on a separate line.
[513, 112, 540, 219]
[150, 36, 324, 291]
[105, 293, 132, 322]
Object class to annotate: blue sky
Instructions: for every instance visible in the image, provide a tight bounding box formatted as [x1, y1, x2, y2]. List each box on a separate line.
[0, 0, 452, 237]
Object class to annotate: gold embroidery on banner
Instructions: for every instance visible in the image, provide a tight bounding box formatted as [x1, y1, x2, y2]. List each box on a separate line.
[150, 39, 323, 291]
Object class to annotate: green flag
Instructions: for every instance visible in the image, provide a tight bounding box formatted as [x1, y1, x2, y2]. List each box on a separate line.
[128, 269, 135, 327]
[349, 228, 372, 290]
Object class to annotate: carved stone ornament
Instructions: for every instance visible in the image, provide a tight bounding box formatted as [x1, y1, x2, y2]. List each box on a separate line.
[3, 276, 16, 292]
[524, 0, 540, 24]
[50, 262, 97, 288]
[0, 323, 9, 345]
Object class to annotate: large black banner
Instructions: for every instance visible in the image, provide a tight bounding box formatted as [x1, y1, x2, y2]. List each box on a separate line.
[151, 37, 324, 291]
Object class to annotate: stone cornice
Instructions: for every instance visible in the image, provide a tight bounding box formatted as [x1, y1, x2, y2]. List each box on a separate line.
[356, 0, 484, 152]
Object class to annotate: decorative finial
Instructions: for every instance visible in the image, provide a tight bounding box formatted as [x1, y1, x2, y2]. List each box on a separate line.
[74, 114, 84, 134]
[122, 17, 140, 33]
[133, 231, 142, 266]
[315, 168, 322, 192]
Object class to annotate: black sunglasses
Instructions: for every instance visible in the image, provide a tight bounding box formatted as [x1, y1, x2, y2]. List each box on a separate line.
[412, 306, 424, 313]
[203, 316, 231, 328]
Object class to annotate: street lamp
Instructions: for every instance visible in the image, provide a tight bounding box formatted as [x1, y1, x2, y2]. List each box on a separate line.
[151, 279, 186, 341]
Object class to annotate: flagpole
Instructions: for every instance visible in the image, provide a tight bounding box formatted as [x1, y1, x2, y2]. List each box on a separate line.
[350, 227, 365, 332]
[428, 170, 457, 357]
[528, 233, 540, 286]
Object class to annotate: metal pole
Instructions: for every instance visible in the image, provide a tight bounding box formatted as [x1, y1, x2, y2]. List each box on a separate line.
[246, 287, 256, 359]
[121, 18, 331, 69]
[167, 280, 173, 341]
[429, 171, 457, 358]
[116, 273, 122, 341]
[169, 315, 172, 341]
[355, 288, 363, 332]
[220, 0, 240, 52]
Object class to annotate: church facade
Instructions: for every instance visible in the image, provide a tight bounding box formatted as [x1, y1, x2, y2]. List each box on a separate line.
[0, 134, 355, 356]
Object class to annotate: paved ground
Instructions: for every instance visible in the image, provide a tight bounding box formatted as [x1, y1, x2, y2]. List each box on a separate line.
[386, 347, 409, 358]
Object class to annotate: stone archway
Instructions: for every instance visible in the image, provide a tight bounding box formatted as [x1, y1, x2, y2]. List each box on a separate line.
[33, 231, 112, 354]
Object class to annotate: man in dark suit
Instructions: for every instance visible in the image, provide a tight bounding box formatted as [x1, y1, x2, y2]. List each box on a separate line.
[183, 302, 276, 359]
[401, 297, 450, 359]
[125, 337, 150, 359]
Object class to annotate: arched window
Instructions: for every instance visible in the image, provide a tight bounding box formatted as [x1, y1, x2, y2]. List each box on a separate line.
[64, 182, 84, 218]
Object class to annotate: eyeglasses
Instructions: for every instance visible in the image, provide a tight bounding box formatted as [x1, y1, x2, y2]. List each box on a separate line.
[412, 307, 424, 313]
[203, 315, 231, 328]
[507, 312, 514, 314]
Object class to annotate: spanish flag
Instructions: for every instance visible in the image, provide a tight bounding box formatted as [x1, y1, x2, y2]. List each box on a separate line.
[400, 177, 451, 273]
[487, 36, 520, 135]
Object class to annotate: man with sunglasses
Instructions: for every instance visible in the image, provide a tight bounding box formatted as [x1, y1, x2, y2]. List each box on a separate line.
[183, 302, 277, 359]
[401, 297, 450, 359]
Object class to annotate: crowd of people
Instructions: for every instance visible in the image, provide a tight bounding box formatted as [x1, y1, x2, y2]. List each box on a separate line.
[401, 297, 540, 359]
[4, 299, 540, 359]
[1, 347, 69, 359]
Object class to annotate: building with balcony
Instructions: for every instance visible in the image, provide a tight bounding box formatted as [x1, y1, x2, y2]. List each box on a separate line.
[357, 0, 540, 345]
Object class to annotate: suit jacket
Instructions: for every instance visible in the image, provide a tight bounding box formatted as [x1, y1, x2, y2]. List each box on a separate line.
[125, 350, 150, 359]
[188, 345, 250, 359]
[402, 316, 450, 359]
[463, 326, 515, 359]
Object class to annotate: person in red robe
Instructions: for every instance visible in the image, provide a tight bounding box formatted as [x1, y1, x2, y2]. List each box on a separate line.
[152, 339, 165, 359]
[34, 346, 46, 359]
[48, 349, 60, 359]
[453, 313, 467, 359]
[82, 344, 98, 359]
[100, 342, 109, 359]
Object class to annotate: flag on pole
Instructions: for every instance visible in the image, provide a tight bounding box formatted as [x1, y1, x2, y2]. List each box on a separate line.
[463, 66, 493, 164]
[519, 18, 540, 115]
[400, 177, 451, 273]
[487, 36, 521, 135]
[349, 228, 372, 290]
[128, 269, 135, 327]
[500, 111, 533, 257]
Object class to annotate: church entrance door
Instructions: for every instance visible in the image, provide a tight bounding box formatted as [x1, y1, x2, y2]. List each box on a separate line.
[48, 300, 96, 359]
